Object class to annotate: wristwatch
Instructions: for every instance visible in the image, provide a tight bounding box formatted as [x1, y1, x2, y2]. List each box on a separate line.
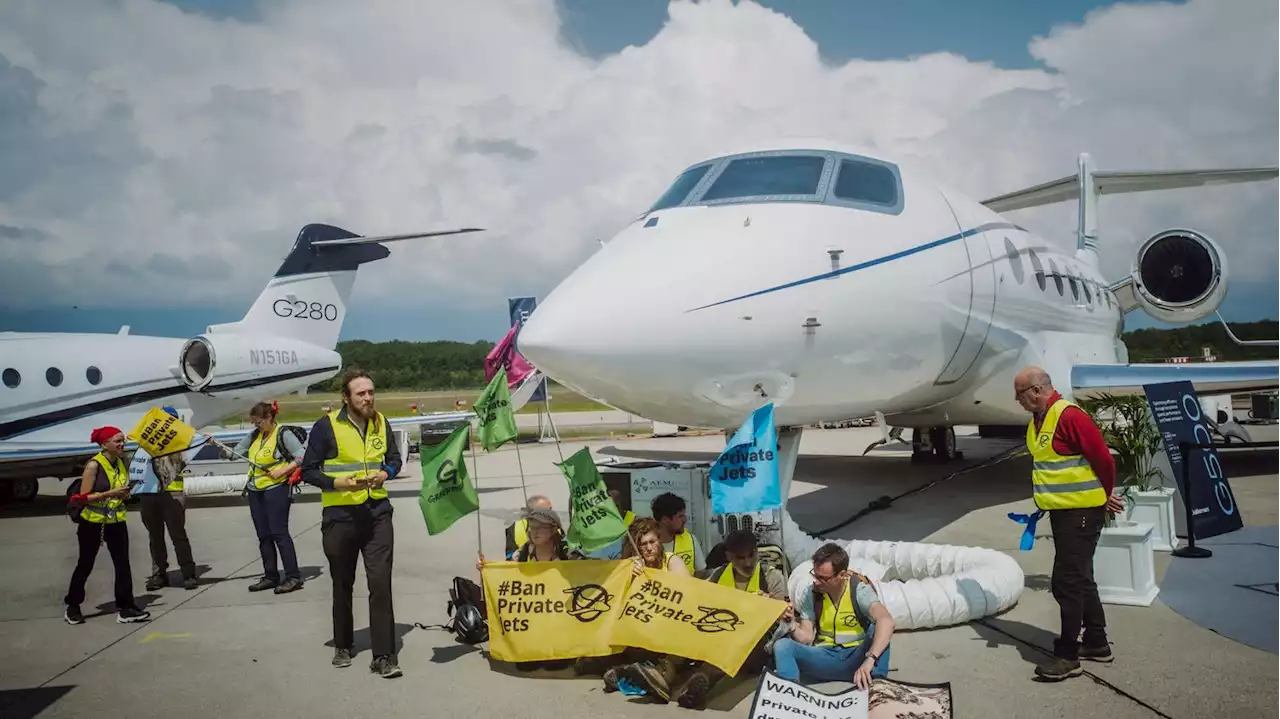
[866, 651, 879, 664]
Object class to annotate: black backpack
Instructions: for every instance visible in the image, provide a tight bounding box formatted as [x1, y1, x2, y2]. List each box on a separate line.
[446, 576, 489, 644]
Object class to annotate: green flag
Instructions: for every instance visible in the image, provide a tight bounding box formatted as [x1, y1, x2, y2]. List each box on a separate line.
[474, 367, 518, 452]
[418, 424, 479, 536]
[558, 446, 628, 552]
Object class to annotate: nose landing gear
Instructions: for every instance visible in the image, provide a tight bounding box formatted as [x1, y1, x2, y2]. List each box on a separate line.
[911, 426, 963, 463]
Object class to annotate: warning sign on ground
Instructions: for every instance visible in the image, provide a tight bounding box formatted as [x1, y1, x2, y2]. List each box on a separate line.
[748, 669, 867, 719]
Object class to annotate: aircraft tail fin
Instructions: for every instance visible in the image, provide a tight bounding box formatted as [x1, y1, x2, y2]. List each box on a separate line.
[206, 223, 483, 349]
[981, 154, 1277, 259]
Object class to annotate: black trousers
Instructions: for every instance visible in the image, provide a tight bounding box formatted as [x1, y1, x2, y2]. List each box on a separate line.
[65, 521, 137, 610]
[140, 492, 196, 579]
[1049, 506, 1108, 659]
[248, 487, 300, 580]
[322, 510, 395, 656]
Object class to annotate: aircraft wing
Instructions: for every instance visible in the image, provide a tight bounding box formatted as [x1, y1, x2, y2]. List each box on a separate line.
[201, 411, 475, 447]
[1071, 360, 1279, 399]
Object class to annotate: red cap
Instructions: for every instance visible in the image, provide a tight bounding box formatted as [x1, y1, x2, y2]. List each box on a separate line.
[90, 426, 123, 444]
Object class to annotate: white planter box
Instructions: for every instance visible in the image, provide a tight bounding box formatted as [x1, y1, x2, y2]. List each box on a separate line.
[1124, 488, 1179, 552]
[1093, 520, 1159, 607]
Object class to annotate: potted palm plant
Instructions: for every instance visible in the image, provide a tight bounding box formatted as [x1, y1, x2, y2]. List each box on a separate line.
[1076, 393, 1162, 607]
[1078, 393, 1178, 552]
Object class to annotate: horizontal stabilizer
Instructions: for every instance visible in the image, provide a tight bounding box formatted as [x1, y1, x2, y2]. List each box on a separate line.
[310, 227, 485, 247]
[983, 166, 1278, 213]
[1071, 360, 1279, 400]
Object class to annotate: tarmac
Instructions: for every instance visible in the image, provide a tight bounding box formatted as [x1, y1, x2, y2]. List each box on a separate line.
[0, 424, 1275, 718]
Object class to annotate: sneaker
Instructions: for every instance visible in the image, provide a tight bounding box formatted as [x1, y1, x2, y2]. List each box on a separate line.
[332, 648, 352, 668]
[1079, 644, 1114, 663]
[370, 655, 403, 678]
[1034, 657, 1082, 681]
[117, 607, 151, 624]
[182, 577, 199, 591]
[273, 577, 303, 595]
[248, 577, 278, 592]
[64, 605, 85, 625]
[145, 575, 168, 591]
[624, 662, 672, 703]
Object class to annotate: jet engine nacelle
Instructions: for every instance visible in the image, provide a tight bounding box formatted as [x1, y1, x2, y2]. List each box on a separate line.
[178, 333, 341, 393]
[1129, 228, 1228, 324]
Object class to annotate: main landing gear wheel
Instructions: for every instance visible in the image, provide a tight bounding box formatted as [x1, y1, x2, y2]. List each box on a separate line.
[910, 427, 963, 463]
[10, 478, 39, 502]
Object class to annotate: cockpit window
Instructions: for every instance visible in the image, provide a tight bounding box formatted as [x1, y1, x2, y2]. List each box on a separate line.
[700, 155, 826, 202]
[648, 163, 713, 212]
[832, 159, 899, 207]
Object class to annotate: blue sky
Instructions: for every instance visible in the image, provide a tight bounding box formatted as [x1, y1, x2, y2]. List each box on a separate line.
[2, 0, 1274, 343]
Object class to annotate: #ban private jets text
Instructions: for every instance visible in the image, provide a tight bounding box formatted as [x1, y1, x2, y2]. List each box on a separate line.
[516, 139, 1278, 485]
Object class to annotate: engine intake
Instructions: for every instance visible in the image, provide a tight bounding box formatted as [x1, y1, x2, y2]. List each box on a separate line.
[1129, 229, 1228, 324]
[178, 333, 341, 394]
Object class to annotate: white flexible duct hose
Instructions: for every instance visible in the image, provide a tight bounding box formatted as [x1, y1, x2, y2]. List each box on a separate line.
[180, 474, 248, 496]
[777, 506, 1025, 631]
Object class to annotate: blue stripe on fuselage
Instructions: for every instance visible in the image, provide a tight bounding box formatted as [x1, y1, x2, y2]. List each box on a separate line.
[686, 221, 1021, 312]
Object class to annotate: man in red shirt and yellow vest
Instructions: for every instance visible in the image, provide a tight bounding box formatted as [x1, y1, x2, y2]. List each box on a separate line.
[1014, 366, 1125, 682]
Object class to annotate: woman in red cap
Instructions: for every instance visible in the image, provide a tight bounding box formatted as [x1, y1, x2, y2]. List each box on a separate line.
[63, 426, 151, 625]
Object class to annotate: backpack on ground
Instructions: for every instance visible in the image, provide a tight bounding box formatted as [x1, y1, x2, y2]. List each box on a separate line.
[445, 576, 489, 645]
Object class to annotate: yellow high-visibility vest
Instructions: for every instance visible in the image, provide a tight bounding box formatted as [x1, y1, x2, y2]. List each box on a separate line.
[82, 453, 128, 524]
[814, 580, 868, 647]
[247, 426, 287, 490]
[321, 409, 390, 507]
[513, 518, 529, 549]
[716, 562, 761, 593]
[669, 531, 696, 574]
[623, 510, 635, 527]
[1026, 399, 1107, 511]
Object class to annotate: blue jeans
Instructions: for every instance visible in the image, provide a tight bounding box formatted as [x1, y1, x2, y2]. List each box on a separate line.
[248, 486, 299, 580]
[773, 625, 891, 684]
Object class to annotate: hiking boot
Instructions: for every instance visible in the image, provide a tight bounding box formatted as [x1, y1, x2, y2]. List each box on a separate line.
[117, 607, 151, 624]
[1079, 644, 1114, 663]
[624, 660, 674, 703]
[370, 655, 403, 678]
[674, 670, 712, 709]
[182, 576, 199, 590]
[64, 605, 84, 625]
[602, 667, 621, 693]
[248, 576, 278, 592]
[1034, 657, 1082, 681]
[273, 577, 303, 594]
[145, 574, 168, 591]
[332, 648, 352, 668]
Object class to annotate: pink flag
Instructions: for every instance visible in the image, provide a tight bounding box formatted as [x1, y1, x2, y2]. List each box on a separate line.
[485, 323, 535, 388]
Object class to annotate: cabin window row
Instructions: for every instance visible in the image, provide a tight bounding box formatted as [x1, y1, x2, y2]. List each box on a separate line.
[1, 366, 102, 389]
[1002, 237, 1113, 309]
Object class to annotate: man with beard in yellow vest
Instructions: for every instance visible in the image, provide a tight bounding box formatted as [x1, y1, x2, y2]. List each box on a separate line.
[652, 492, 704, 576]
[1014, 366, 1125, 681]
[302, 367, 403, 679]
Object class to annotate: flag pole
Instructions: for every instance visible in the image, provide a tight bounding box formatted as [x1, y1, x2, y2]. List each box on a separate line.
[512, 437, 530, 506]
[543, 392, 565, 463]
[469, 426, 483, 553]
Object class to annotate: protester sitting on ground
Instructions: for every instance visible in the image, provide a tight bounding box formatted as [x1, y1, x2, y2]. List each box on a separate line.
[634, 529, 794, 709]
[651, 492, 705, 576]
[774, 542, 894, 689]
[504, 495, 552, 559]
[478, 506, 583, 672]
[575, 517, 690, 690]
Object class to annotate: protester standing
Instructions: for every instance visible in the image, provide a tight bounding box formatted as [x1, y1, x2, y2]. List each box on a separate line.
[1014, 366, 1125, 681]
[64, 426, 152, 625]
[228, 401, 305, 594]
[131, 406, 203, 591]
[301, 367, 402, 678]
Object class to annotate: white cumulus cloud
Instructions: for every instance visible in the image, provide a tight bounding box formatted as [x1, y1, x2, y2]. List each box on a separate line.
[0, 0, 1274, 320]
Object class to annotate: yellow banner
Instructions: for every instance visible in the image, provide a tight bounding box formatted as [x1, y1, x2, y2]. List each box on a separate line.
[481, 559, 631, 663]
[612, 567, 787, 676]
[127, 408, 198, 458]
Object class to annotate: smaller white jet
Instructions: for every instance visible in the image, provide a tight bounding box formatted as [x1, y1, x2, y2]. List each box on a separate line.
[0, 223, 541, 502]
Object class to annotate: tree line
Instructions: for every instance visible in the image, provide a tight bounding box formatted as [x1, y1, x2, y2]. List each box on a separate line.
[310, 320, 1277, 392]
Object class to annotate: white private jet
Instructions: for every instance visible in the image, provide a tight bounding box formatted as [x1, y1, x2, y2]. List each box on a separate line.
[0, 223, 493, 502]
[517, 140, 1279, 478]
